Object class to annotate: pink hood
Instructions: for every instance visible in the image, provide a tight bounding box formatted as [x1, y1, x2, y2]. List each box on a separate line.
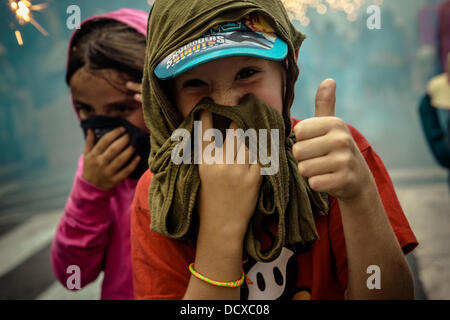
[51, 9, 149, 300]
[67, 8, 149, 118]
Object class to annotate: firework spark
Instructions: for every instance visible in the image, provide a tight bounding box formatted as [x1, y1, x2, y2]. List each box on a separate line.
[15, 30, 23, 45]
[8, 0, 48, 45]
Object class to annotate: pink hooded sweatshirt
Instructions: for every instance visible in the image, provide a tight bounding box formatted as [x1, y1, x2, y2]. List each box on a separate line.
[51, 8, 149, 300]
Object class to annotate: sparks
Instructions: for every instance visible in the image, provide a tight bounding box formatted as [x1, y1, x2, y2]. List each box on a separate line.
[281, 0, 384, 26]
[15, 30, 23, 46]
[8, 0, 49, 45]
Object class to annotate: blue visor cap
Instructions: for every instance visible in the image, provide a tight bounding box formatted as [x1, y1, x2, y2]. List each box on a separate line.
[154, 13, 288, 80]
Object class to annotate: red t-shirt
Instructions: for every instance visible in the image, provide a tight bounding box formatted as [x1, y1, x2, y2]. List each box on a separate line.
[131, 119, 418, 300]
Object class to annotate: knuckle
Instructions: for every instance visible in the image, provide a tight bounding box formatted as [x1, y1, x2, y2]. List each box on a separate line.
[340, 171, 353, 189]
[107, 129, 121, 139]
[298, 162, 308, 176]
[108, 146, 118, 155]
[99, 159, 108, 168]
[348, 171, 357, 186]
[112, 157, 122, 168]
[121, 151, 132, 162]
[334, 133, 352, 149]
[95, 157, 104, 167]
[292, 142, 301, 159]
[122, 134, 130, 142]
[338, 153, 353, 168]
[331, 117, 345, 129]
[308, 177, 318, 190]
[103, 133, 115, 143]
[294, 122, 304, 140]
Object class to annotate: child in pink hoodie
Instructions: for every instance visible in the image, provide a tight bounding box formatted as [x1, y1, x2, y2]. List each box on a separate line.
[51, 9, 149, 300]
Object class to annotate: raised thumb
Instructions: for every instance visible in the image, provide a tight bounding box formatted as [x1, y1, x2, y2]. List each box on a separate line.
[315, 78, 336, 117]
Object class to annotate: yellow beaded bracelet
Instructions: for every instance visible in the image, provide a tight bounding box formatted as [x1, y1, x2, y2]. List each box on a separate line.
[188, 263, 245, 288]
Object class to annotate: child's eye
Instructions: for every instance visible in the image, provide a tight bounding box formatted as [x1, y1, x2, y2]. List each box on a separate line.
[183, 79, 207, 88]
[76, 104, 93, 114]
[236, 68, 259, 80]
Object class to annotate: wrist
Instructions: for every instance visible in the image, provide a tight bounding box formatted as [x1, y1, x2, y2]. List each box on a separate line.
[77, 174, 114, 196]
[338, 180, 382, 217]
[197, 220, 245, 254]
[196, 220, 245, 265]
[194, 224, 244, 283]
[81, 172, 115, 191]
[199, 209, 250, 239]
[338, 164, 376, 202]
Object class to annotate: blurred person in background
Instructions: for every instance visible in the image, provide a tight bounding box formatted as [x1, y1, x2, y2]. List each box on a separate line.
[419, 0, 450, 188]
[50, 9, 150, 300]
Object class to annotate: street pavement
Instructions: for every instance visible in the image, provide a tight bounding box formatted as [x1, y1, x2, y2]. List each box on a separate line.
[392, 168, 450, 300]
[0, 167, 448, 300]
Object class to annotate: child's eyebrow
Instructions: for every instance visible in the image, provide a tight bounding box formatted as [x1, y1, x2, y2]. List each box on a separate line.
[73, 100, 90, 107]
[106, 99, 138, 108]
[240, 56, 258, 62]
[183, 69, 195, 76]
[74, 99, 137, 110]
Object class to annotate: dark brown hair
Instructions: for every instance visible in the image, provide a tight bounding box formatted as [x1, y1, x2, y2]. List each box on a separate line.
[66, 19, 146, 85]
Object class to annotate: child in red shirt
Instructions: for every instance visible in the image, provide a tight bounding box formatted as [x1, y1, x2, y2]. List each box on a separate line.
[131, 0, 417, 300]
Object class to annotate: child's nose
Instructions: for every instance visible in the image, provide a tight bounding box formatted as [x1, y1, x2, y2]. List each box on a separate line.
[95, 108, 111, 117]
[209, 88, 241, 107]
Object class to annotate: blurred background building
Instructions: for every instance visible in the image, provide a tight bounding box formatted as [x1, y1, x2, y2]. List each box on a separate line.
[0, 0, 448, 300]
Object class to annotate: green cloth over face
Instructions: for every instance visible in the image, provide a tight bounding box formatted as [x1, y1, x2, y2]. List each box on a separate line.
[142, 0, 329, 262]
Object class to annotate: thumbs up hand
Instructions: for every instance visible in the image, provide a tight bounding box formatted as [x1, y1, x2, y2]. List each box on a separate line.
[292, 79, 373, 201]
